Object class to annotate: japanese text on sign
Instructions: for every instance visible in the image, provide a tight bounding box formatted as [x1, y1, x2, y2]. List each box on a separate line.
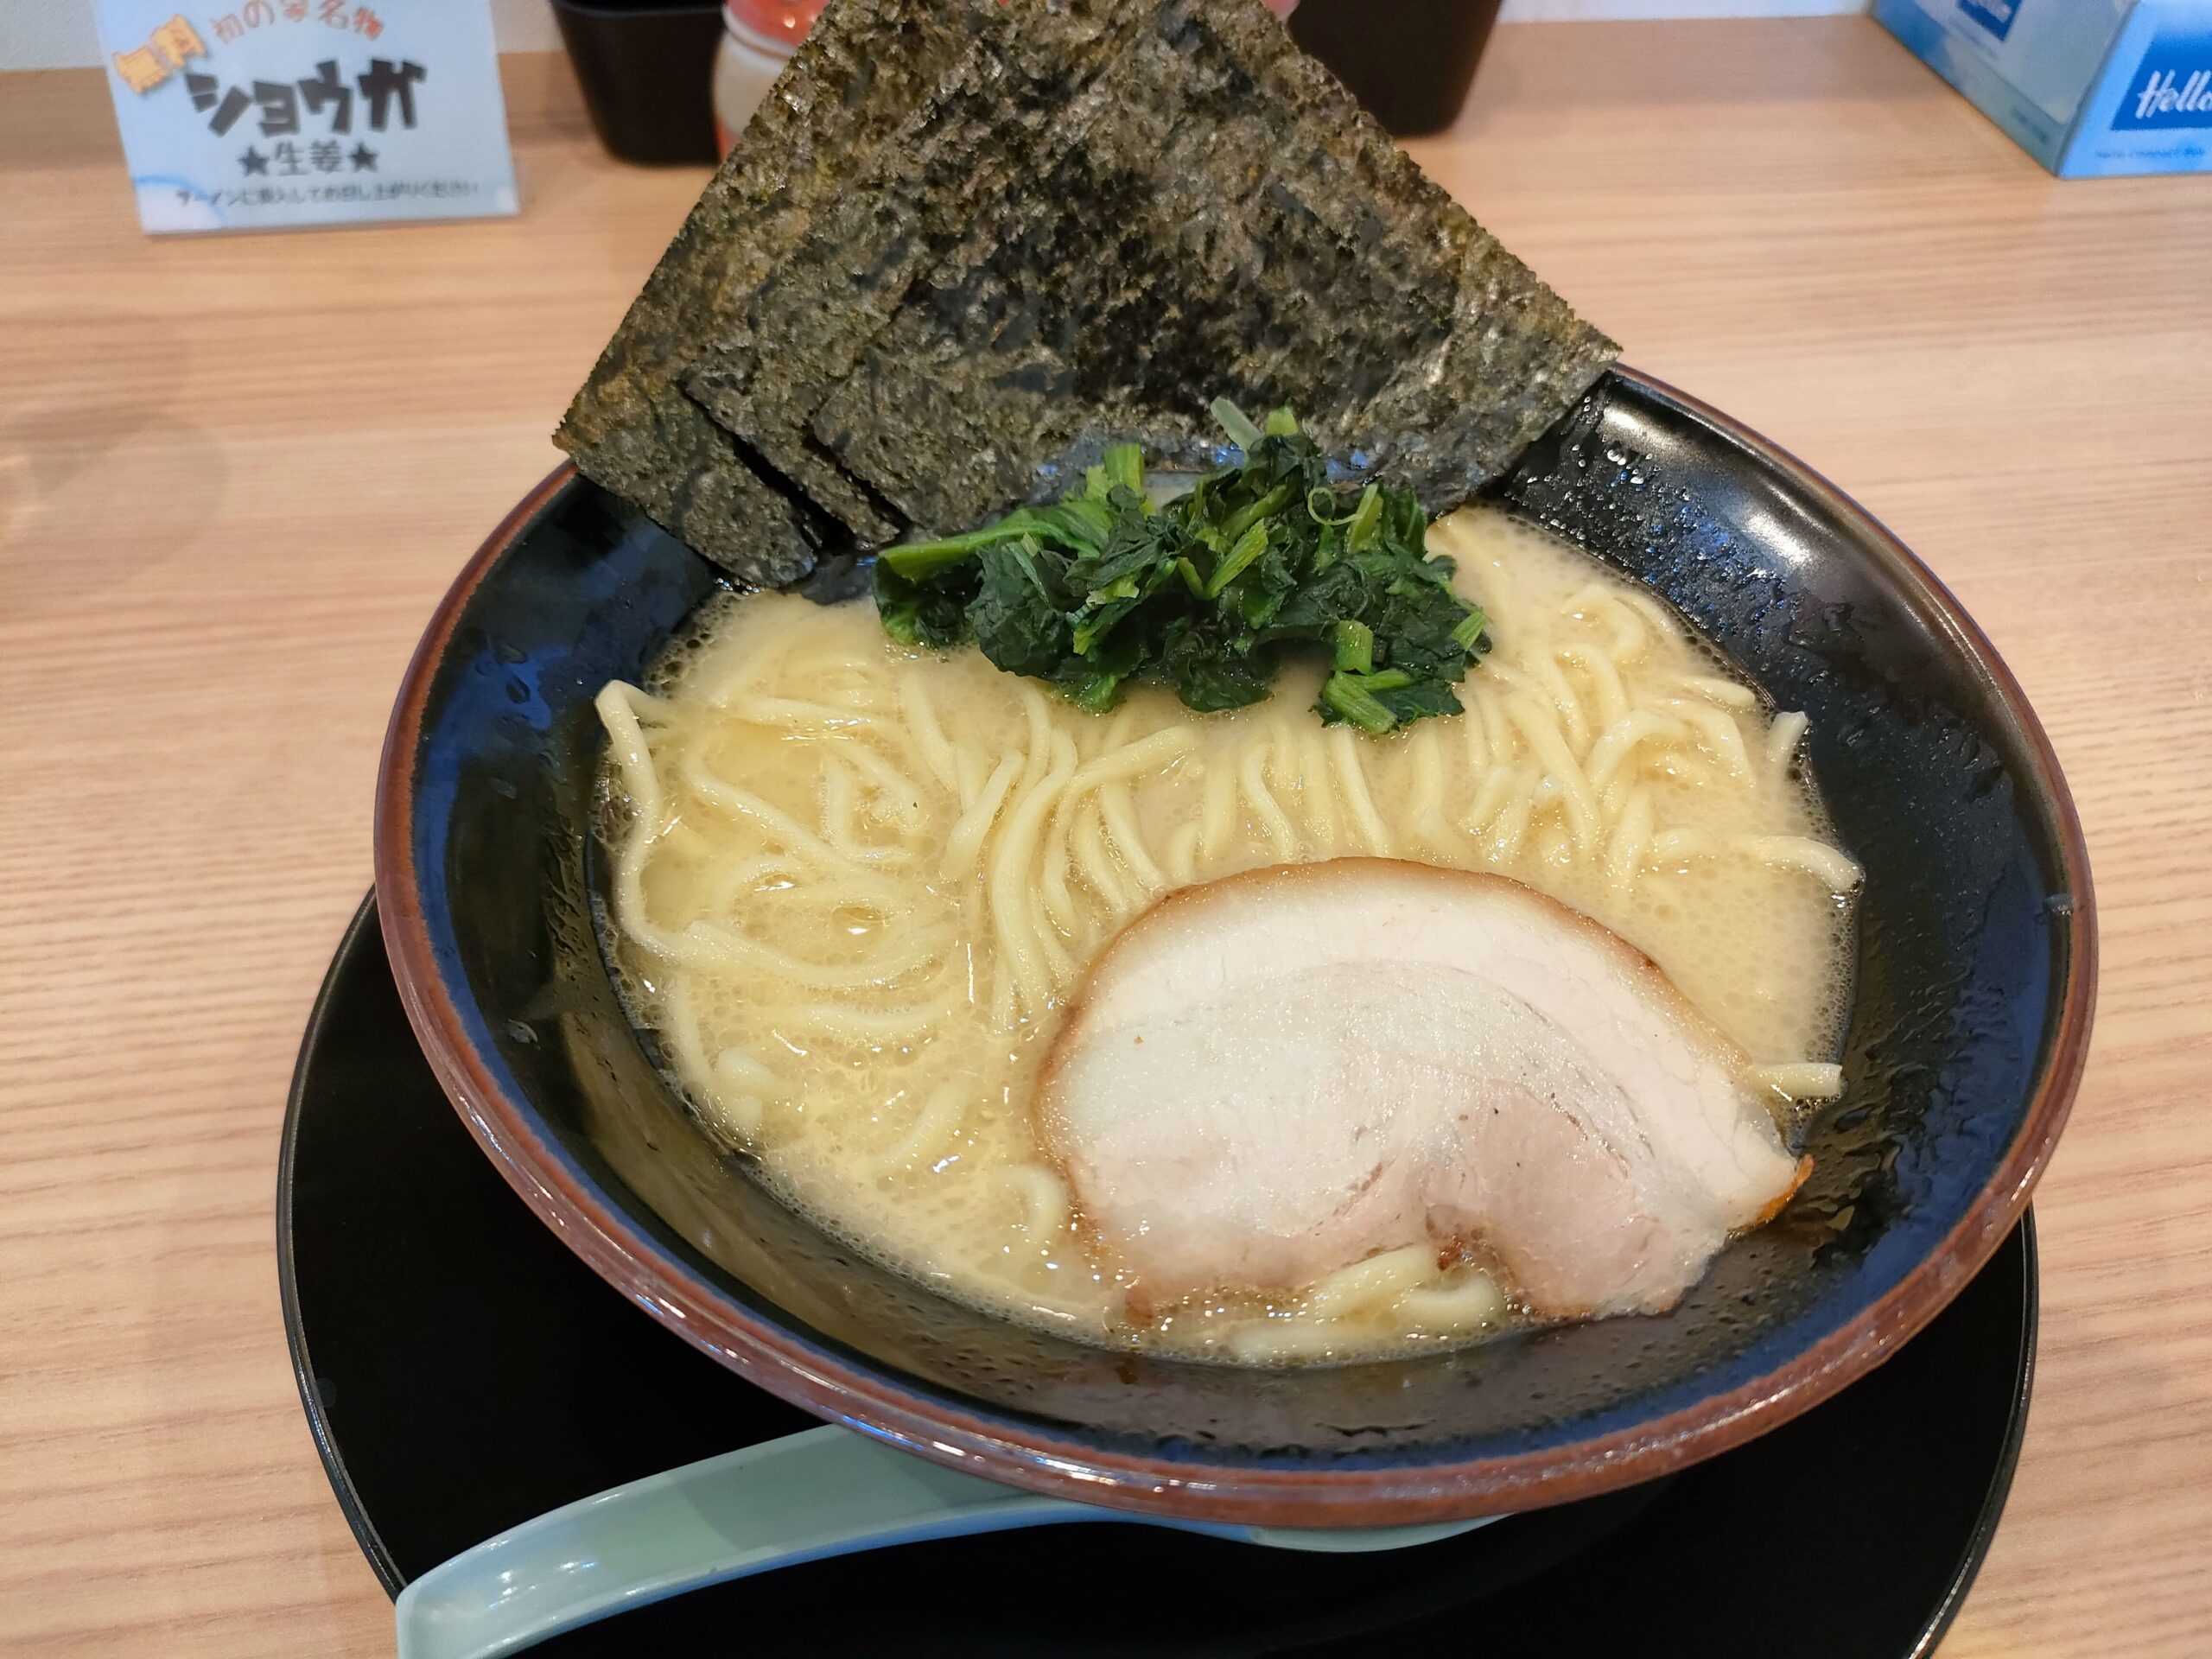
[93, 1, 516, 234]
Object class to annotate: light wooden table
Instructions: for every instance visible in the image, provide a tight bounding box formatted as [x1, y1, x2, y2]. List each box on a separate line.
[3, 18, 2208, 1655]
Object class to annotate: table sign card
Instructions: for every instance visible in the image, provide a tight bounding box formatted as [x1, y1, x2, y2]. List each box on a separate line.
[92, 1, 519, 233]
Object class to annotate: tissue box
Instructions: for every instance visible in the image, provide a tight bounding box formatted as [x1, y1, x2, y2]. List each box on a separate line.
[1875, 0, 2212, 177]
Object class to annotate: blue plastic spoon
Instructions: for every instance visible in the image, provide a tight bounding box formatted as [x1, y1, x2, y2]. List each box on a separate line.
[396, 1425, 1492, 1659]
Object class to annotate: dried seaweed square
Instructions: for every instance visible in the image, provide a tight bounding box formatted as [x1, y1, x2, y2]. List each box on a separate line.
[552, 0, 1001, 582]
[680, 2, 1145, 546]
[806, 0, 1617, 535]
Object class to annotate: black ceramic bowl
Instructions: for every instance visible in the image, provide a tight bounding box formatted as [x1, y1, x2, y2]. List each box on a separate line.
[374, 368, 2092, 1527]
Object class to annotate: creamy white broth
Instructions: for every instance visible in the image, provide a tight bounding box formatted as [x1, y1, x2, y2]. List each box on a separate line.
[595, 506, 1857, 1362]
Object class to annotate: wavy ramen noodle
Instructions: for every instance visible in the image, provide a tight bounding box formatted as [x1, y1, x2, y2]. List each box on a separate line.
[596, 507, 1859, 1362]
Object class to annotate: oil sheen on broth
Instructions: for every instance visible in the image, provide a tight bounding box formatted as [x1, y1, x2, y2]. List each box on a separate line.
[596, 507, 1859, 1363]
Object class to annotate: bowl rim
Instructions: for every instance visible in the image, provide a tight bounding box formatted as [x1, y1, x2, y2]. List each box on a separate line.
[372, 366, 2095, 1526]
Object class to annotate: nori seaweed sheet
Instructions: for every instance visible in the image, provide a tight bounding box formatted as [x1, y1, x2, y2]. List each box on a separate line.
[553, 0, 1001, 581]
[559, 0, 1616, 575]
[807, 0, 1617, 535]
[680, 2, 1143, 538]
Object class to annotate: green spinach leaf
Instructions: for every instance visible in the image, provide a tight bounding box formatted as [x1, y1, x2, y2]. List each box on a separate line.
[870, 402, 1491, 733]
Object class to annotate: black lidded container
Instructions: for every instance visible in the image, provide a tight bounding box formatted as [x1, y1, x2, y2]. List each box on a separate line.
[1290, 0, 1505, 137]
[550, 0, 724, 166]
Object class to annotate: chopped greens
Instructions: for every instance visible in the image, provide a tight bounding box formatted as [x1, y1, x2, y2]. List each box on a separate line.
[873, 404, 1490, 732]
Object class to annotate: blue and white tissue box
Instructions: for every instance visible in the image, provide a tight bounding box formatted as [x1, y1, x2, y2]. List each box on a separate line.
[1875, 0, 2212, 177]
[92, 1, 518, 233]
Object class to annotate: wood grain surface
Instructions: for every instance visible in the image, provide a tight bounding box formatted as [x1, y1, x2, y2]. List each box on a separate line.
[3, 19, 2208, 1656]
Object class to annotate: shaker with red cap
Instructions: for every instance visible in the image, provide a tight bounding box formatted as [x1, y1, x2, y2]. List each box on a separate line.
[713, 2, 831, 156]
[713, 0, 1305, 156]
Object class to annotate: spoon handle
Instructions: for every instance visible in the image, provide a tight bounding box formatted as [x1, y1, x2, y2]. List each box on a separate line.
[395, 1423, 1490, 1658]
[394, 1425, 1107, 1659]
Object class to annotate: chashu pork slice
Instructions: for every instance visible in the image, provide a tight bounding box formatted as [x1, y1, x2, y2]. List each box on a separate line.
[1036, 860, 1809, 1320]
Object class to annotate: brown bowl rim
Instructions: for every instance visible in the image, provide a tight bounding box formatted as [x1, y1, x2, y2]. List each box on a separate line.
[372, 367, 2095, 1526]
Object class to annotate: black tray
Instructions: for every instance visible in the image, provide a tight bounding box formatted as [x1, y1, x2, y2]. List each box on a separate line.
[281, 894, 2036, 1656]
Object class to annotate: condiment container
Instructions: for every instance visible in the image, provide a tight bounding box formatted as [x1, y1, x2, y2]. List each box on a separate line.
[1287, 0, 1503, 138]
[713, 1, 829, 155]
[714, 1, 1304, 157]
[552, 0, 726, 167]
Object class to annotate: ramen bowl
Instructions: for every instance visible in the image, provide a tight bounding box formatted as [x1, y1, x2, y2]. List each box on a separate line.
[373, 368, 2092, 1527]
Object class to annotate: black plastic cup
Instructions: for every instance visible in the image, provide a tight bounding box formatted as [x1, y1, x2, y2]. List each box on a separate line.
[550, 0, 725, 167]
[1289, 0, 1505, 137]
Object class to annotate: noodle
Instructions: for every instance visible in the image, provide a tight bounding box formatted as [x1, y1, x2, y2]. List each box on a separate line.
[1503, 696, 1601, 851]
[728, 695, 887, 733]
[1461, 763, 1517, 836]
[1163, 818, 1202, 887]
[899, 677, 960, 794]
[1003, 1164, 1073, 1237]
[1679, 674, 1758, 711]
[1662, 697, 1757, 782]
[1586, 709, 1687, 794]
[1015, 682, 1054, 789]
[798, 975, 966, 1042]
[1766, 709, 1810, 785]
[593, 683, 664, 819]
[1071, 801, 1132, 915]
[1736, 835, 1865, 893]
[1561, 640, 1630, 731]
[1328, 724, 1393, 855]
[1401, 1272, 1508, 1331]
[842, 743, 927, 829]
[1484, 771, 1538, 865]
[1756, 1062, 1847, 1101]
[708, 1051, 782, 1140]
[1302, 1244, 1436, 1316]
[942, 752, 1022, 880]
[1099, 784, 1165, 893]
[1407, 725, 1454, 855]
[1565, 582, 1648, 660]
[1197, 757, 1237, 862]
[679, 752, 898, 872]
[1605, 787, 1654, 898]
[1063, 725, 1195, 797]
[988, 730, 1077, 1017]
[1296, 723, 1343, 849]
[876, 1080, 970, 1173]
[821, 755, 860, 852]
[1240, 739, 1299, 861]
[1472, 680, 1514, 770]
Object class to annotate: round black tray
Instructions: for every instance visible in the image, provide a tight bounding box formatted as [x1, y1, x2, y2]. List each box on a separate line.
[281, 895, 2036, 1656]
